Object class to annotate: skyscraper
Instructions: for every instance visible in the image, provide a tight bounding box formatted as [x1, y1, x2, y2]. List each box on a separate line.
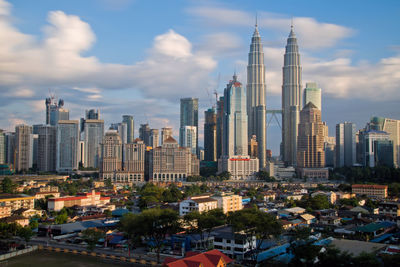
[218, 74, 259, 180]
[180, 98, 198, 155]
[297, 103, 325, 169]
[46, 96, 69, 126]
[216, 97, 224, 160]
[100, 131, 123, 179]
[0, 130, 5, 164]
[359, 129, 393, 167]
[180, 126, 197, 155]
[149, 129, 160, 148]
[139, 124, 151, 146]
[282, 25, 302, 166]
[122, 115, 134, 144]
[204, 108, 217, 161]
[15, 124, 32, 172]
[56, 120, 79, 172]
[303, 82, 321, 111]
[336, 122, 356, 167]
[111, 122, 127, 144]
[247, 22, 266, 168]
[37, 125, 56, 172]
[161, 127, 173, 145]
[84, 119, 104, 168]
[81, 109, 100, 132]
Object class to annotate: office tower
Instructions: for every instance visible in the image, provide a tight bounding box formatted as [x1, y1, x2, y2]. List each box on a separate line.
[45, 96, 64, 125]
[150, 136, 199, 182]
[248, 135, 258, 159]
[359, 129, 393, 167]
[282, 25, 302, 166]
[37, 125, 56, 172]
[336, 122, 356, 167]
[216, 96, 224, 159]
[15, 125, 32, 172]
[369, 117, 400, 167]
[5, 132, 15, 166]
[303, 82, 321, 110]
[0, 130, 5, 164]
[204, 108, 217, 161]
[31, 134, 38, 169]
[219, 74, 259, 180]
[111, 122, 127, 144]
[149, 129, 160, 148]
[123, 139, 145, 182]
[179, 126, 197, 155]
[247, 22, 266, 168]
[122, 115, 134, 143]
[161, 127, 173, 145]
[297, 103, 325, 168]
[222, 74, 248, 157]
[81, 109, 100, 132]
[78, 140, 85, 166]
[100, 131, 123, 180]
[374, 140, 394, 167]
[180, 98, 198, 155]
[56, 120, 79, 172]
[139, 124, 151, 146]
[84, 119, 104, 168]
[324, 137, 336, 167]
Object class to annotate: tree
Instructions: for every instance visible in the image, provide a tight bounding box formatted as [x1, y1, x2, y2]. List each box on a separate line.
[82, 228, 104, 251]
[105, 178, 113, 189]
[17, 226, 34, 242]
[1, 177, 17, 193]
[228, 208, 282, 260]
[120, 208, 181, 263]
[219, 171, 231, 180]
[104, 209, 112, 218]
[256, 171, 275, 182]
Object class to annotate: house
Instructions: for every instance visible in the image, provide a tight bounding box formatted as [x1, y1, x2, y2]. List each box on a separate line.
[48, 190, 110, 211]
[378, 202, 400, 217]
[319, 216, 341, 226]
[163, 249, 233, 267]
[179, 195, 218, 216]
[13, 208, 43, 218]
[300, 214, 316, 225]
[311, 191, 337, 204]
[211, 226, 256, 260]
[0, 215, 29, 227]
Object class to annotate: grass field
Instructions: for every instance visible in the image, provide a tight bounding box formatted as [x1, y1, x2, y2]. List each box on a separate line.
[1, 250, 131, 267]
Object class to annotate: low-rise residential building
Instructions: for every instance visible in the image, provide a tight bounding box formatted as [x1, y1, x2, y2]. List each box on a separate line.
[48, 190, 110, 211]
[262, 191, 276, 201]
[0, 194, 35, 212]
[218, 156, 259, 180]
[379, 202, 400, 217]
[0, 215, 29, 227]
[335, 192, 356, 200]
[214, 194, 242, 214]
[352, 184, 388, 198]
[179, 194, 218, 216]
[0, 206, 11, 218]
[300, 213, 316, 225]
[211, 226, 256, 260]
[34, 191, 61, 199]
[163, 249, 233, 267]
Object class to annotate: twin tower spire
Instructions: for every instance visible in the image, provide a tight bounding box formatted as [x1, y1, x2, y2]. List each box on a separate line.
[246, 17, 301, 168]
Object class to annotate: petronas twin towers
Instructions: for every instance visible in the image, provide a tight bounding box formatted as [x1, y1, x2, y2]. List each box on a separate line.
[246, 22, 301, 168]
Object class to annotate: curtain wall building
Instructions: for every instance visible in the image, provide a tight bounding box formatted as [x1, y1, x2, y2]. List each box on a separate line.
[204, 108, 217, 162]
[282, 25, 302, 167]
[303, 82, 321, 111]
[56, 120, 79, 172]
[180, 98, 199, 156]
[336, 122, 356, 167]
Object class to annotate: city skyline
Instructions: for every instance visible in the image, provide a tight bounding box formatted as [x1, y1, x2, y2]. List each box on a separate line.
[0, 0, 400, 155]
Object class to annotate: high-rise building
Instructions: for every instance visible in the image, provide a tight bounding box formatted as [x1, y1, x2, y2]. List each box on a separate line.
[161, 127, 173, 145]
[37, 125, 56, 172]
[84, 119, 104, 168]
[180, 98, 198, 155]
[149, 129, 160, 148]
[179, 126, 197, 155]
[336, 122, 356, 167]
[5, 132, 15, 166]
[81, 109, 100, 132]
[303, 82, 321, 111]
[204, 108, 217, 162]
[282, 25, 302, 167]
[139, 124, 151, 146]
[0, 130, 5, 164]
[100, 131, 122, 179]
[248, 135, 258, 159]
[45, 96, 64, 125]
[247, 22, 266, 168]
[359, 129, 393, 167]
[150, 136, 199, 182]
[122, 115, 134, 144]
[216, 97, 224, 160]
[111, 122, 127, 144]
[297, 103, 326, 177]
[219, 74, 259, 180]
[15, 125, 32, 172]
[369, 117, 400, 167]
[56, 120, 79, 172]
[31, 134, 38, 169]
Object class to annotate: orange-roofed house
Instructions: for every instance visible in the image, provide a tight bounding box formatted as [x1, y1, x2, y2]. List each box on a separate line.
[48, 190, 110, 211]
[163, 249, 234, 267]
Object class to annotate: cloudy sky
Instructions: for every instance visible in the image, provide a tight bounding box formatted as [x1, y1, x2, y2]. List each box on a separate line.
[1, 0, 399, 155]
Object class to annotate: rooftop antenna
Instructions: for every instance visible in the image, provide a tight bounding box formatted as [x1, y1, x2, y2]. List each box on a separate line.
[255, 12, 258, 28]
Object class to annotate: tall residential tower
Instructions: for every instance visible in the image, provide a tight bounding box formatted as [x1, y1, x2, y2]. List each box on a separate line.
[282, 25, 302, 166]
[247, 22, 266, 168]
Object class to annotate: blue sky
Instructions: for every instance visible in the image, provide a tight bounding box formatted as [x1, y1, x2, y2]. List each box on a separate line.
[1, 0, 400, 155]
